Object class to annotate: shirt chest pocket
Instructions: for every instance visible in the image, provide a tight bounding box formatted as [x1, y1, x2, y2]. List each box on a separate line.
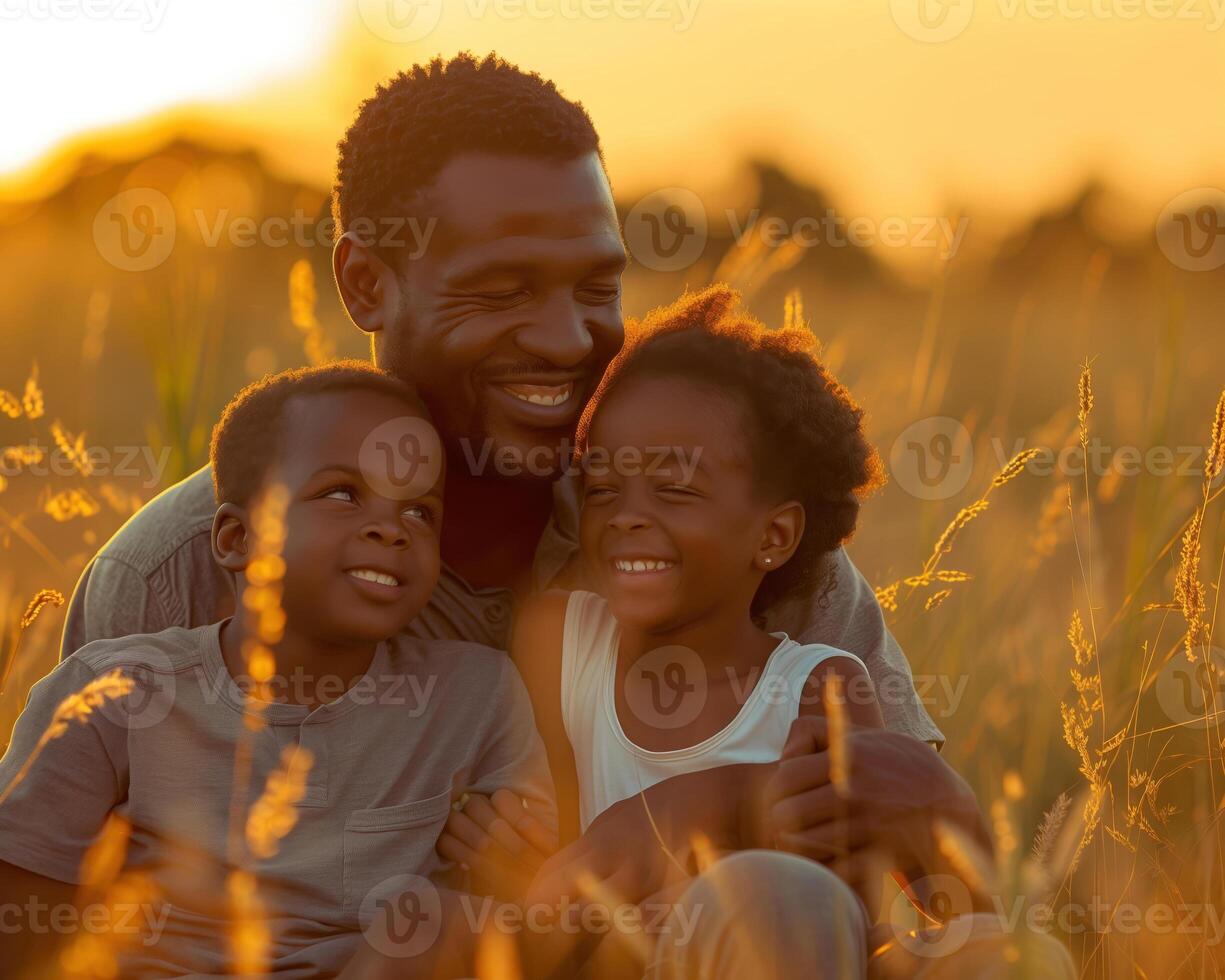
[342, 790, 452, 920]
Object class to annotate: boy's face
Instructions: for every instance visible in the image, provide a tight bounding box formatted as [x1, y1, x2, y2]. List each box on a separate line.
[268, 389, 445, 645]
[578, 376, 775, 632]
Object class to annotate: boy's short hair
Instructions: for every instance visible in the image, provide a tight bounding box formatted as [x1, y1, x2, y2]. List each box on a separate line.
[333, 51, 602, 246]
[575, 285, 885, 613]
[209, 360, 428, 506]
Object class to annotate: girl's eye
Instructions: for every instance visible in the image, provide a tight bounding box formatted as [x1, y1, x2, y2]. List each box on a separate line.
[323, 486, 356, 502]
[659, 484, 698, 497]
[584, 485, 616, 501]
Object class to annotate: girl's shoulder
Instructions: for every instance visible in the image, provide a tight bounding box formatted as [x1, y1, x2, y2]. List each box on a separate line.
[768, 635, 867, 677]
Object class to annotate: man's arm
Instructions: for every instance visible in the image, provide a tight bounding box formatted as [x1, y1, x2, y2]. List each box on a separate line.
[773, 546, 945, 747]
[60, 555, 171, 660]
[59, 465, 226, 662]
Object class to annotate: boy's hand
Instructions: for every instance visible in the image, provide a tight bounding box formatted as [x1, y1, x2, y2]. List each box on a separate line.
[437, 789, 558, 901]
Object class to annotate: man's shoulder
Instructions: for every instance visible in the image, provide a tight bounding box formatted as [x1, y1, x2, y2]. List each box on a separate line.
[95, 465, 217, 574]
[72, 623, 215, 676]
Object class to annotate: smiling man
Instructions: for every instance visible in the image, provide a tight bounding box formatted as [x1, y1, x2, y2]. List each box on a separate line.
[52, 53, 1046, 979]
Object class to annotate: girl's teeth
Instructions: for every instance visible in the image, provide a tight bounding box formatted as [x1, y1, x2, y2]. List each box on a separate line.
[614, 559, 675, 573]
[349, 569, 399, 586]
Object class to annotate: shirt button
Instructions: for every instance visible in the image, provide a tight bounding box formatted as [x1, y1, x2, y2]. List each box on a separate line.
[484, 603, 508, 624]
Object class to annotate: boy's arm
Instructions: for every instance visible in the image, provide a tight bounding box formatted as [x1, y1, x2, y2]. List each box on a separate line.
[0, 658, 128, 973]
[0, 860, 80, 977]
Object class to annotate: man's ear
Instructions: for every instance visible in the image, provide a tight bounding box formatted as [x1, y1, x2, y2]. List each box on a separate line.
[755, 501, 805, 571]
[212, 503, 252, 573]
[332, 230, 400, 335]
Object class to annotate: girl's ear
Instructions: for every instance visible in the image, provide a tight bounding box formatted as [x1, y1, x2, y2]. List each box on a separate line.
[332, 231, 401, 336]
[212, 503, 252, 572]
[755, 501, 805, 571]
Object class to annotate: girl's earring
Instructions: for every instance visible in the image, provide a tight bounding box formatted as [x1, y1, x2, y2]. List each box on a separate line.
[763, 557, 773, 566]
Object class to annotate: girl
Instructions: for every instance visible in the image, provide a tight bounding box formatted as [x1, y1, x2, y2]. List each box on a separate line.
[441, 284, 885, 879]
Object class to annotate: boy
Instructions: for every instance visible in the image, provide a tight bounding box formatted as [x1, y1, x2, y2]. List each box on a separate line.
[0, 361, 552, 977]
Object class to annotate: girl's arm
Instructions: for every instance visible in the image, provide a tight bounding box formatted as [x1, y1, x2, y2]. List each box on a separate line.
[436, 591, 582, 901]
[508, 590, 583, 845]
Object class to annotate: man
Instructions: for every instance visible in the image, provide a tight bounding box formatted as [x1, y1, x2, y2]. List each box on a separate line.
[59, 53, 1059, 978]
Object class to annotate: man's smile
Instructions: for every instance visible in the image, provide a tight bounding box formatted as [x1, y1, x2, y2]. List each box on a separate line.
[498, 380, 575, 407]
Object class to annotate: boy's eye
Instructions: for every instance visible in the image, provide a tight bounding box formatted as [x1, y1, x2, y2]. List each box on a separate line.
[402, 503, 432, 523]
[323, 486, 356, 502]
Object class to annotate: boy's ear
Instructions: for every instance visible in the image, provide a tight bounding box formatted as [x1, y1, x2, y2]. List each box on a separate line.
[332, 231, 401, 335]
[212, 503, 252, 572]
[756, 501, 805, 571]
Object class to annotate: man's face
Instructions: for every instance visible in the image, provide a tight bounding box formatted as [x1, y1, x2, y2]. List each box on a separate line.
[273, 389, 445, 646]
[377, 152, 626, 479]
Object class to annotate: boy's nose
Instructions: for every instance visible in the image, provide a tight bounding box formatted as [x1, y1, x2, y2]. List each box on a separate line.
[362, 519, 410, 548]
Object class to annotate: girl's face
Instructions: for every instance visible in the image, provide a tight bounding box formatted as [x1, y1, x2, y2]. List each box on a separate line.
[579, 375, 784, 633]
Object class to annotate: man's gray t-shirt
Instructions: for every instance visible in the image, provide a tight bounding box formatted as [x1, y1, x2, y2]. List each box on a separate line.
[0, 622, 552, 977]
[61, 465, 943, 745]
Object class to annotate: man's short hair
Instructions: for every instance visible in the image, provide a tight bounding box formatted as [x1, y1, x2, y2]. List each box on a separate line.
[209, 360, 428, 506]
[332, 51, 602, 243]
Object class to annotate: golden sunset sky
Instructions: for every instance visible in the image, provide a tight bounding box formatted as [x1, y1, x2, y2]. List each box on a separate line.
[3, 0, 1224, 240]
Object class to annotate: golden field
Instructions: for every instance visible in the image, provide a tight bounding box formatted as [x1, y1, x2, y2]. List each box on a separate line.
[1, 132, 1224, 977]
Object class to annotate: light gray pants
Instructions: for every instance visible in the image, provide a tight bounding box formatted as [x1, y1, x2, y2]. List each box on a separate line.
[639, 850, 1078, 980]
[646, 850, 868, 980]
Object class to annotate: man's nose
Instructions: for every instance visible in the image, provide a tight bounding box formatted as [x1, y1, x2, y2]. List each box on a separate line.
[513, 296, 596, 369]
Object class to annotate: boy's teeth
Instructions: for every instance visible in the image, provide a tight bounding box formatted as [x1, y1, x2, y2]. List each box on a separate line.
[349, 568, 400, 587]
[501, 382, 574, 407]
[613, 559, 676, 573]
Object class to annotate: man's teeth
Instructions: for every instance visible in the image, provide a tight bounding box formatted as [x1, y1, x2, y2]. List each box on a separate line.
[613, 559, 677, 573]
[502, 382, 574, 407]
[348, 568, 400, 587]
